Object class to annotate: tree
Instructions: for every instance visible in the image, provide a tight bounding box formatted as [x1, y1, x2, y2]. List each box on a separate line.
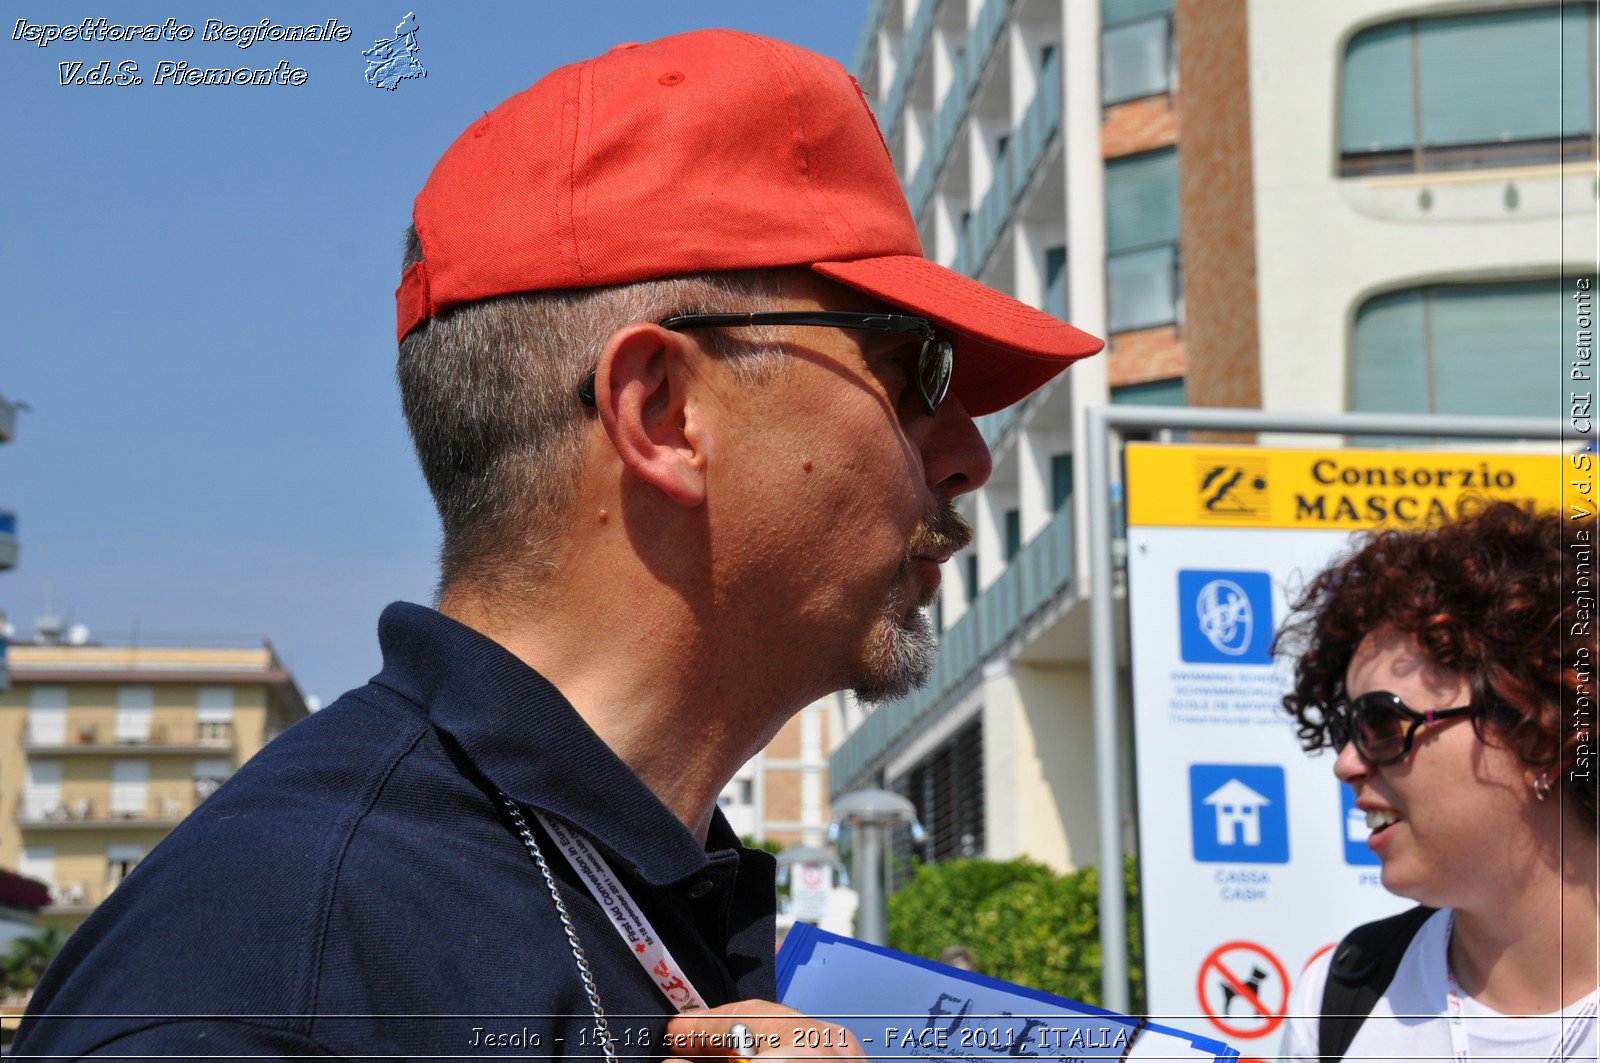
[885, 855, 1143, 1009]
[3, 928, 67, 996]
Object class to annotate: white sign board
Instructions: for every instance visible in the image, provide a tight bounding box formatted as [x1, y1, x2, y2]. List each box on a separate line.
[789, 861, 834, 924]
[1122, 443, 1563, 1054]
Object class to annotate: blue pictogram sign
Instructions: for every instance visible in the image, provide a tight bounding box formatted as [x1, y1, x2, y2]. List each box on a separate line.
[1339, 782, 1381, 866]
[1189, 764, 1290, 864]
[1178, 570, 1274, 665]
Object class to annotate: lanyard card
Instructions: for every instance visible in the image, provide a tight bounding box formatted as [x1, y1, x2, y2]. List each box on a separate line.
[777, 924, 1237, 1062]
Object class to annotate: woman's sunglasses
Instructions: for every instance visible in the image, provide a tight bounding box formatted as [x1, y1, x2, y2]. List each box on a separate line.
[1327, 690, 1475, 766]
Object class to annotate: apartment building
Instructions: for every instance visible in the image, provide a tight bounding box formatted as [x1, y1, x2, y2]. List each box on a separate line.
[0, 627, 312, 930]
[720, 696, 840, 849]
[831, 0, 1597, 875]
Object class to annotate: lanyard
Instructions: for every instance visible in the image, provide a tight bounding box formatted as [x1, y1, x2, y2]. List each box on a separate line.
[1443, 913, 1599, 1063]
[529, 806, 709, 1013]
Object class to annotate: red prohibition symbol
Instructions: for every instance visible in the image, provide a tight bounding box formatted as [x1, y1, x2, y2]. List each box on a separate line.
[1195, 940, 1290, 1041]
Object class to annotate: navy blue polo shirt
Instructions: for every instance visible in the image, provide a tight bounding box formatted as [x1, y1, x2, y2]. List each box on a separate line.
[14, 603, 778, 1059]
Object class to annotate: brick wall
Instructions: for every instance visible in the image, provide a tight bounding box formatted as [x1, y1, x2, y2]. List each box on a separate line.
[1102, 95, 1179, 160]
[1107, 325, 1186, 388]
[1173, 0, 1262, 433]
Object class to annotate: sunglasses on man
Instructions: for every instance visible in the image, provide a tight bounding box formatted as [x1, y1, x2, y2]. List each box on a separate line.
[1327, 690, 1476, 766]
[578, 311, 955, 417]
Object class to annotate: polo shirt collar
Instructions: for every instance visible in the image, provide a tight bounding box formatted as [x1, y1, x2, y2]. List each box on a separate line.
[370, 601, 725, 887]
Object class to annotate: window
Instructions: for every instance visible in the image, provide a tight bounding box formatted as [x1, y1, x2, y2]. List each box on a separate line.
[1045, 246, 1068, 288]
[719, 779, 753, 808]
[1111, 378, 1188, 406]
[19, 847, 55, 890]
[1340, 5, 1597, 175]
[197, 685, 235, 744]
[890, 719, 984, 887]
[1102, 0, 1173, 105]
[1045, 245, 1068, 318]
[1004, 509, 1022, 561]
[23, 761, 62, 820]
[1051, 454, 1075, 512]
[1351, 278, 1567, 423]
[1105, 147, 1181, 331]
[26, 686, 68, 745]
[110, 760, 149, 817]
[106, 844, 144, 891]
[964, 553, 979, 599]
[115, 686, 154, 743]
[193, 758, 232, 803]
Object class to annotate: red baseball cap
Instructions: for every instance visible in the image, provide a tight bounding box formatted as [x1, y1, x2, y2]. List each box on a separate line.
[397, 29, 1102, 416]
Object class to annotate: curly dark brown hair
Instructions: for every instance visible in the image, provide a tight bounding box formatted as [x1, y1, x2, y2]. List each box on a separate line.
[1275, 499, 1596, 827]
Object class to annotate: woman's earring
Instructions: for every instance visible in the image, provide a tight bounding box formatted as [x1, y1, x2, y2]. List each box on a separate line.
[1532, 773, 1553, 802]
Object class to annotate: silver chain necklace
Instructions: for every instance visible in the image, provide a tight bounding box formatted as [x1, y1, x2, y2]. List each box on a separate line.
[496, 791, 619, 1063]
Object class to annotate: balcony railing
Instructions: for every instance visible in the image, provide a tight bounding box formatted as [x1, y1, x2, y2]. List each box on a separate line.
[853, 0, 886, 77]
[1011, 50, 1061, 198]
[976, 398, 1028, 451]
[17, 793, 192, 827]
[908, 150, 937, 219]
[930, 54, 967, 166]
[46, 880, 101, 910]
[829, 500, 1077, 789]
[917, 0, 1012, 215]
[966, 0, 1008, 104]
[882, 0, 942, 143]
[962, 147, 1012, 274]
[22, 720, 235, 751]
[951, 52, 1061, 279]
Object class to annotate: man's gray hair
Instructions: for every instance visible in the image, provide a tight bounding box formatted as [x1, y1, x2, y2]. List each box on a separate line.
[396, 226, 788, 603]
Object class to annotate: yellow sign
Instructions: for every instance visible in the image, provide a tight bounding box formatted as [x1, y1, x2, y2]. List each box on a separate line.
[1125, 444, 1569, 529]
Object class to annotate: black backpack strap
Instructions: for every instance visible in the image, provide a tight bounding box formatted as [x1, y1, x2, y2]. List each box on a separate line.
[1317, 905, 1436, 1061]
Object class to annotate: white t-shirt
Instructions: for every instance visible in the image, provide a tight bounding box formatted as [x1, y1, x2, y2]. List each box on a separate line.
[1279, 909, 1598, 1061]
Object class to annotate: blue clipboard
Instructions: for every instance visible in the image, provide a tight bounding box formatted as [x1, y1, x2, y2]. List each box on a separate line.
[776, 924, 1238, 1062]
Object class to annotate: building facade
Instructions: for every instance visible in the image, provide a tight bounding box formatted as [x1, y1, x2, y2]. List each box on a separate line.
[831, 0, 1597, 875]
[720, 696, 840, 849]
[0, 629, 312, 930]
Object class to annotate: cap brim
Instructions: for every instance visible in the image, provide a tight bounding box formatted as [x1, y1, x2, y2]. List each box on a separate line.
[812, 255, 1103, 418]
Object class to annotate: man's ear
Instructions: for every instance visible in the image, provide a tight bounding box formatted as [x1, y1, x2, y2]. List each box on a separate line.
[592, 323, 709, 508]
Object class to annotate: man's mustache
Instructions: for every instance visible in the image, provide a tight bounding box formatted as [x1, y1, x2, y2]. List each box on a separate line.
[906, 500, 973, 562]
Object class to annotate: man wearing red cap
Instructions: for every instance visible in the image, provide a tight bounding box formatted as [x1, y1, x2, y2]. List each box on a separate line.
[15, 30, 1099, 1060]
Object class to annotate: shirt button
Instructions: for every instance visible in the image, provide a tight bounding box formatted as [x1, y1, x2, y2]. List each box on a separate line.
[687, 878, 714, 900]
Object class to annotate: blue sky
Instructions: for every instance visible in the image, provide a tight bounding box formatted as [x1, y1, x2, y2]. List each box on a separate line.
[1, 2, 869, 705]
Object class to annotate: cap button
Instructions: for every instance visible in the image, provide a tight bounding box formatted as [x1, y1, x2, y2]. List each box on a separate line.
[607, 41, 641, 54]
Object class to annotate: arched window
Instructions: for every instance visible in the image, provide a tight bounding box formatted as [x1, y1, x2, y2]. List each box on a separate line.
[1340, 4, 1597, 175]
[1350, 278, 1566, 419]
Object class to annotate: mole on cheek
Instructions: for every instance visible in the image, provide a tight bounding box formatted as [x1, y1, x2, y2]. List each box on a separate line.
[598, 508, 610, 524]
[802, 459, 813, 473]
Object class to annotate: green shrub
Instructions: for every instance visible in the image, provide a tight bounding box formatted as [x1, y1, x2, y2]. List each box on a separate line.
[886, 855, 1143, 1009]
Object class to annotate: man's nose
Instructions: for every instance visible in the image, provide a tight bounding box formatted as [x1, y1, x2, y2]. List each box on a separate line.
[923, 395, 993, 500]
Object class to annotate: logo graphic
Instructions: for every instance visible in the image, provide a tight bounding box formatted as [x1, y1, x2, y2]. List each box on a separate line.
[1189, 764, 1289, 864]
[1195, 941, 1289, 1040]
[1339, 783, 1381, 866]
[364, 12, 425, 90]
[1178, 569, 1274, 664]
[1196, 457, 1269, 519]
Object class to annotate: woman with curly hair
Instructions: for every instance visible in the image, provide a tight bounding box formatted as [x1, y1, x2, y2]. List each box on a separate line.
[1275, 500, 1596, 1062]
